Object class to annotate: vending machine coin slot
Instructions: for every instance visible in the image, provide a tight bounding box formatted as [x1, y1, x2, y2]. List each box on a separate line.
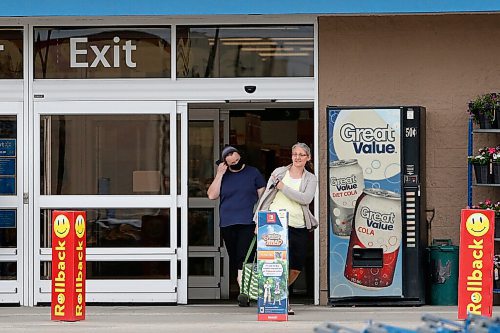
[352, 248, 383, 268]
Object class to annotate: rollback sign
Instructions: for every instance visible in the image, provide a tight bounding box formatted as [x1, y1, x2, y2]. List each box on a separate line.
[51, 211, 86, 321]
[458, 209, 494, 319]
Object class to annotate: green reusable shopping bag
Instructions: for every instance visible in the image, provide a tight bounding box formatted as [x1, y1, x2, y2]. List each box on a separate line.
[241, 236, 258, 301]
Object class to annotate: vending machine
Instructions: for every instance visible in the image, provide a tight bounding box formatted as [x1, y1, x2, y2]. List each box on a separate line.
[327, 106, 426, 305]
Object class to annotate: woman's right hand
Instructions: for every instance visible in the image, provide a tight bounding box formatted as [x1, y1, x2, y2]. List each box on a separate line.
[216, 162, 228, 176]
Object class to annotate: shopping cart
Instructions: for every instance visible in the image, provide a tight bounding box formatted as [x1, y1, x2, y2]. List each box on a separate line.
[314, 322, 361, 333]
[364, 322, 417, 333]
[418, 314, 465, 333]
[465, 314, 500, 333]
[314, 321, 417, 333]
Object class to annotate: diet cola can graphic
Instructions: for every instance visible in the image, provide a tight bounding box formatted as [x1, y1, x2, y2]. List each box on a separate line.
[329, 159, 365, 237]
[344, 188, 402, 288]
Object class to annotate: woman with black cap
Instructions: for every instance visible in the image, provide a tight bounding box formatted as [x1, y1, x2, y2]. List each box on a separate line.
[207, 146, 266, 291]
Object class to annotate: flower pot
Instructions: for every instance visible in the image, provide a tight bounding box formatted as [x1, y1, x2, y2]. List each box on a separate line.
[494, 163, 500, 184]
[495, 109, 500, 129]
[473, 163, 492, 184]
[478, 112, 495, 129]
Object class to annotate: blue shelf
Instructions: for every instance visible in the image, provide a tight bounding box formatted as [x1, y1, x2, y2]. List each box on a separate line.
[494, 289, 500, 294]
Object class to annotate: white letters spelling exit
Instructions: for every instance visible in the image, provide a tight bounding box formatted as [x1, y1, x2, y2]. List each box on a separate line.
[70, 37, 136, 68]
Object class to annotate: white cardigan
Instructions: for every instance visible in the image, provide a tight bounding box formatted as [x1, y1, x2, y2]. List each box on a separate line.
[253, 165, 318, 230]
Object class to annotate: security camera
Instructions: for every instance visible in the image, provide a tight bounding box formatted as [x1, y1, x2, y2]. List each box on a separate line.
[244, 85, 256, 94]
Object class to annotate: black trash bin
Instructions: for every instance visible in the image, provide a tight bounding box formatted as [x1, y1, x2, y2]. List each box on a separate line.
[428, 239, 459, 305]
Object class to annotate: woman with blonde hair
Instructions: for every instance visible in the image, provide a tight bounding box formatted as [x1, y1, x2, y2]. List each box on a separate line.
[254, 142, 318, 315]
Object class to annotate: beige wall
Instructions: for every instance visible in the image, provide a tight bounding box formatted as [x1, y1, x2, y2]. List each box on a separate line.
[318, 14, 500, 304]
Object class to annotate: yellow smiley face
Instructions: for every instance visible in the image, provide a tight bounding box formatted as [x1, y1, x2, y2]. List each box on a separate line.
[471, 292, 482, 304]
[75, 215, 85, 239]
[466, 212, 490, 237]
[57, 293, 65, 305]
[53, 215, 70, 238]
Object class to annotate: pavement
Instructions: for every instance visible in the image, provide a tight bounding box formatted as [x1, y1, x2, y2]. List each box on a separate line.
[0, 303, 490, 333]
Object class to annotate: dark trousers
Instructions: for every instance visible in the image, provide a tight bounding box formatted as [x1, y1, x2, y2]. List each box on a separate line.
[220, 224, 255, 272]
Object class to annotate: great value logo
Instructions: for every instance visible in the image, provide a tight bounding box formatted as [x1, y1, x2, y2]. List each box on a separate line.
[340, 123, 397, 154]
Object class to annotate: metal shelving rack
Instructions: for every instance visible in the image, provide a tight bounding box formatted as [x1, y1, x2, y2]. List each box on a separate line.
[467, 119, 500, 293]
[467, 120, 500, 206]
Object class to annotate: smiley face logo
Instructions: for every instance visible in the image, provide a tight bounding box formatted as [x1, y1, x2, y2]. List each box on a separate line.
[53, 215, 70, 238]
[57, 293, 66, 305]
[75, 215, 85, 239]
[471, 292, 482, 304]
[466, 212, 490, 237]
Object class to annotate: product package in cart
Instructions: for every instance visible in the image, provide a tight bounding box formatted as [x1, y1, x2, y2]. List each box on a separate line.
[256, 210, 288, 321]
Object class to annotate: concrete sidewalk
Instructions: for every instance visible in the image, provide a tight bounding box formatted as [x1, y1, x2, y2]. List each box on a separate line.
[0, 304, 491, 333]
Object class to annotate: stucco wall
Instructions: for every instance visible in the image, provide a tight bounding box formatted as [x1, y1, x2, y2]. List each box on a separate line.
[318, 14, 500, 304]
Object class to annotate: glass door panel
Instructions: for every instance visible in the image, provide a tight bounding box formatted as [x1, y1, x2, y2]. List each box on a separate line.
[188, 109, 229, 300]
[34, 101, 178, 304]
[0, 105, 24, 304]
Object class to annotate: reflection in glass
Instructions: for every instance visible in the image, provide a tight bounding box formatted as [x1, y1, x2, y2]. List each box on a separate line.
[188, 121, 214, 197]
[188, 209, 214, 246]
[177, 25, 313, 78]
[34, 27, 171, 79]
[0, 29, 23, 79]
[0, 262, 16, 280]
[188, 257, 214, 276]
[87, 261, 170, 279]
[0, 227, 16, 248]
[41, 261, 170, 280]
[40, 115, 170, 195]
[40, 208, 171, 248]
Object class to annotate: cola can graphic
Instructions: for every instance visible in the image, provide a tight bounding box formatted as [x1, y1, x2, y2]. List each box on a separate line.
[329, 159, 365, 237]
[344, 188, 402, 288]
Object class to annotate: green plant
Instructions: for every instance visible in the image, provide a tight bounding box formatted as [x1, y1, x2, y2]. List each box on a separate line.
[468, 93, 500, 124]
[468, 146, 497, 165]
[471, 199, 500, 217]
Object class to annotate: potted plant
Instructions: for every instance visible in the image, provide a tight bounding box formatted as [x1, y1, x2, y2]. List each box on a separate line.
[468, 93, 500, 129]
[471, 199, 500, 238]
[468, 146, 494, 183]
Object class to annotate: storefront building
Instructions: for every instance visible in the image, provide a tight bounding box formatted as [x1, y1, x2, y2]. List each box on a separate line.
[0, 1, 498, 306]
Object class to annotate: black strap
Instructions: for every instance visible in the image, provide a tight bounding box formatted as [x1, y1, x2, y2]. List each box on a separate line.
[243, 235, 256, 264]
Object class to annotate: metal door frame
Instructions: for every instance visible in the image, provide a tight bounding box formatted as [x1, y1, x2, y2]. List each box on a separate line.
[31, 100, 179, 304]
[0, 100, 24, 304]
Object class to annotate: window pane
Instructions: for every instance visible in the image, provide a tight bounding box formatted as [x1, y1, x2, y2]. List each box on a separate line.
[41, 261, 170, 280]
[0, 262, 16, 280]
[40, 208, 171, 248]
[0, 29, 23, 79]
[188, 209, 214, 246]
[0, 210, 16, 247]
[188, 257, 214, 276]
[40, 114, 170, 195]
[34, 27, 171, 79]
[177, 25, 313, 78]
[188, 121, 214, 197]
[87, 261, 171, 279]
[0, 116, 17, 195]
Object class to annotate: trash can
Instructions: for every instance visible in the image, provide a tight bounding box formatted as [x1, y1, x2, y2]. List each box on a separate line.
[428, 239, 459, 305]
